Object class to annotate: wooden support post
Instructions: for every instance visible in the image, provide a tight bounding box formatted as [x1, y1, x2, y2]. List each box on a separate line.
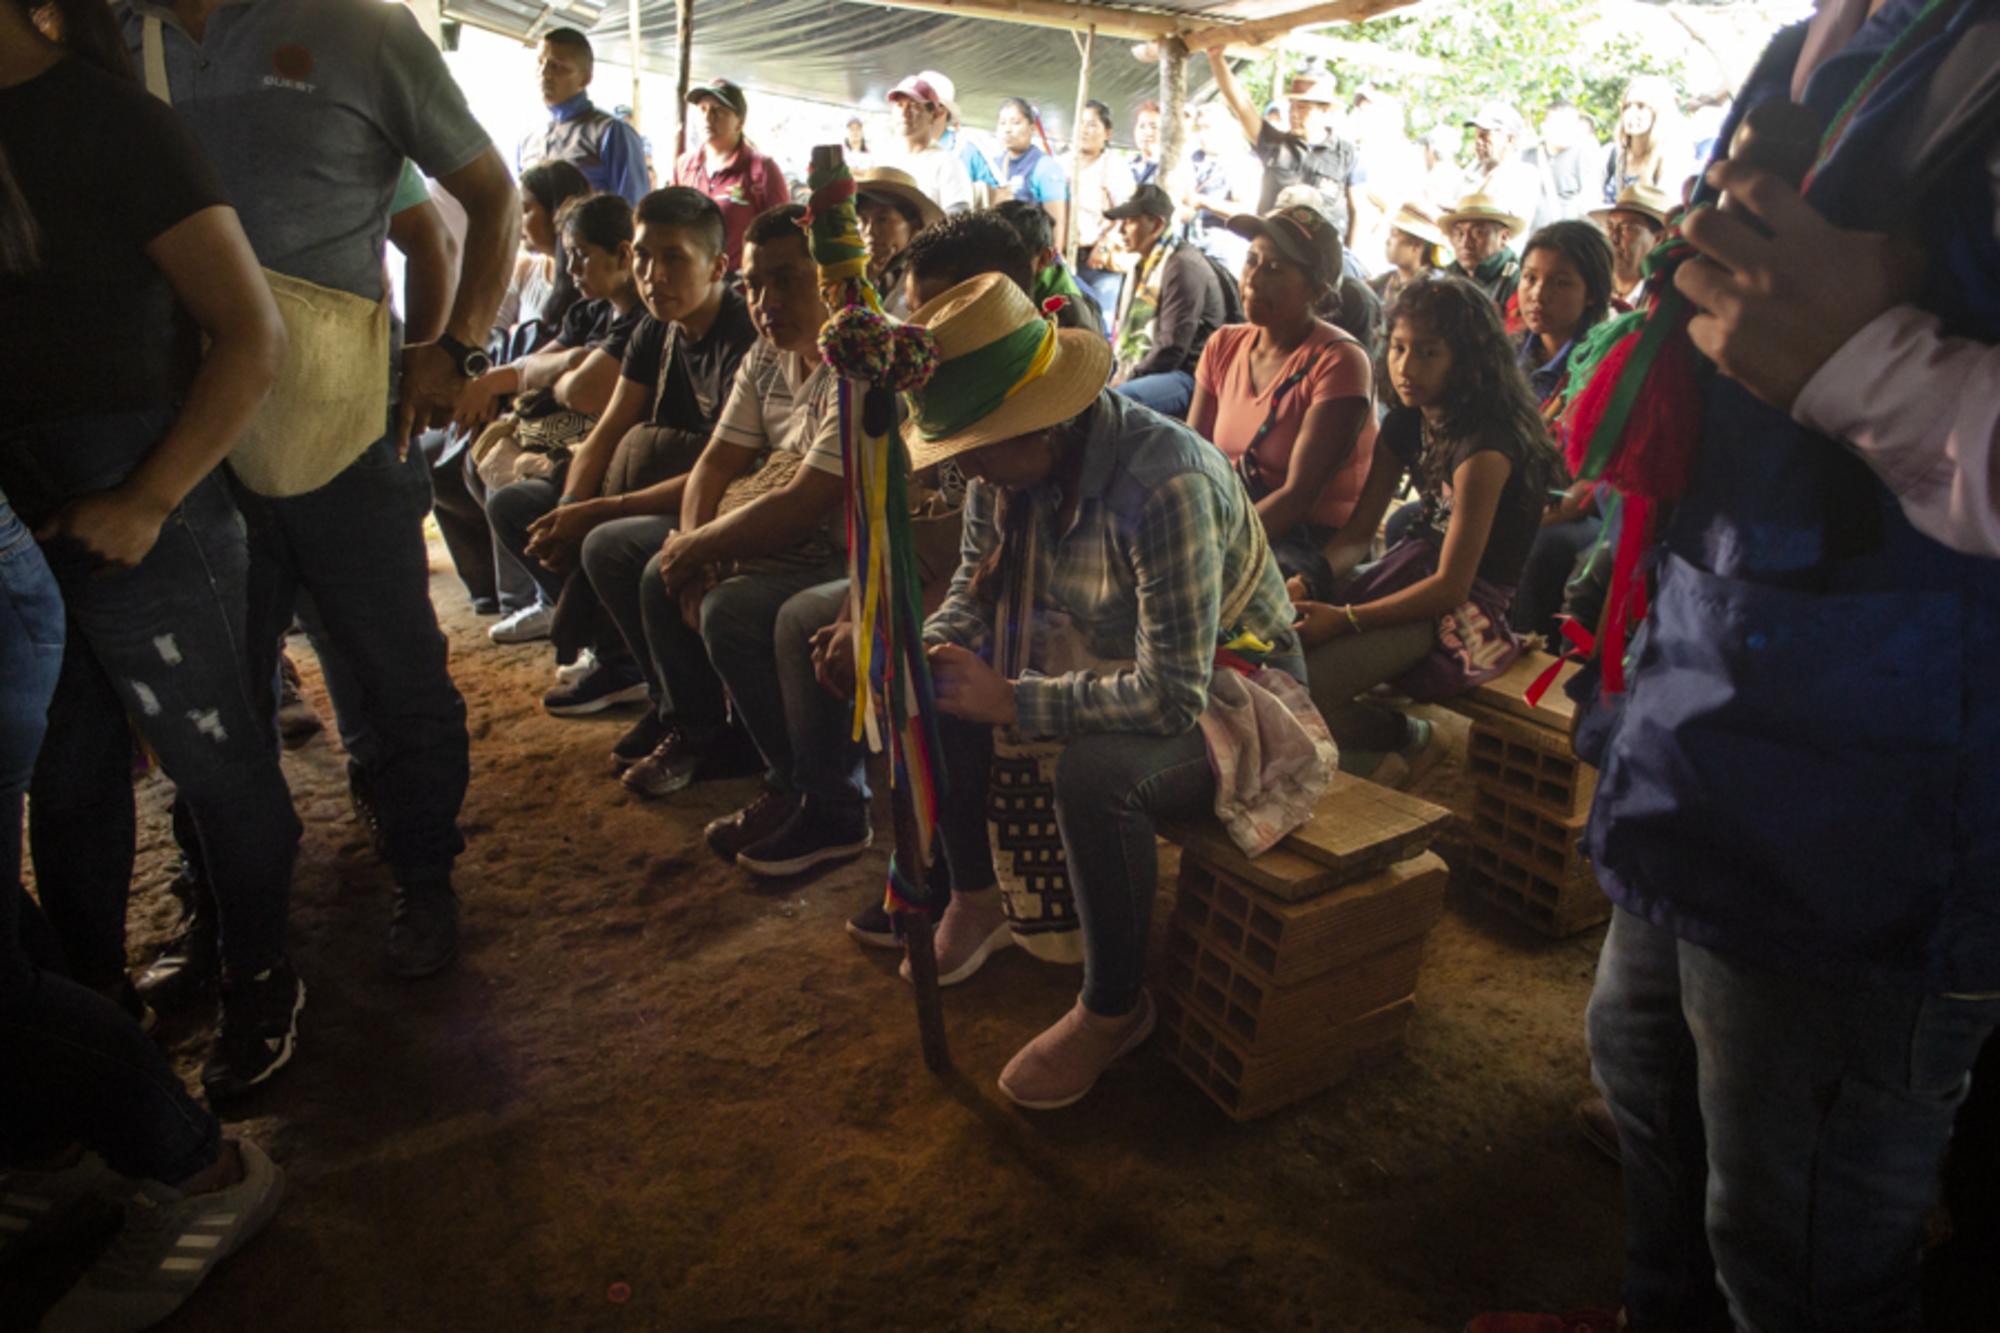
[1176, 0, 1413, 54]
[674, 0, 694, 164]
[1065, 25, 1095, 262]
[1156, 36, 1188, 185]
[627, 0, 644, 127]
[409, 0, 444, 46]
[859, 0, 1173, 42]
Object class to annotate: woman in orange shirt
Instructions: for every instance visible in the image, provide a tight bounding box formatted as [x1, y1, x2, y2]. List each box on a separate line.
[1188, 202, 1377, 599]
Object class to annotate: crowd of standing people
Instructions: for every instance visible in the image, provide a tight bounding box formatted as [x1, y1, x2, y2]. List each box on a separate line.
[3, 2, 1996, 1332]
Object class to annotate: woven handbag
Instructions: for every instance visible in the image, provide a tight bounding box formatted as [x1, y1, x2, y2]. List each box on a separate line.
[144, 19, 391, 498]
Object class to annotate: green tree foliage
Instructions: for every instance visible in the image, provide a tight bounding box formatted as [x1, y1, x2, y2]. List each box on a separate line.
[1279, 0, 1692, 152]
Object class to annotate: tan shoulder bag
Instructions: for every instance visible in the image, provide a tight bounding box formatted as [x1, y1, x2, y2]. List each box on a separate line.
[143, 17, 391, 497]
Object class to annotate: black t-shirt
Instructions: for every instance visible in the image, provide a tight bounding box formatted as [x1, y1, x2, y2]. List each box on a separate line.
[556, 297, 646, 360]
[0, 57, 227, 423]
[1379, 407, 1547, 587]
[1254, 121, 1359, 234]
[619, 287, 758, 430]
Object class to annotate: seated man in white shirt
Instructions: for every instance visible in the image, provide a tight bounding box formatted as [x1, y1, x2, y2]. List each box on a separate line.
[612, 206, 861, 889]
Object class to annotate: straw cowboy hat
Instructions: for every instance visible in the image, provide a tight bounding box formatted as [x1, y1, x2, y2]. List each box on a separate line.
[1387, 201, 1448, 249]
[1591, 181, 1675, 230]
[854, 166, 945, 228]
[1438, 191, 1526, 237]
[902, 272, 1112, 471]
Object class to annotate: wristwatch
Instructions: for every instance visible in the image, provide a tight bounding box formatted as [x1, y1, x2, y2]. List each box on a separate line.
[436, 333, 492, 380]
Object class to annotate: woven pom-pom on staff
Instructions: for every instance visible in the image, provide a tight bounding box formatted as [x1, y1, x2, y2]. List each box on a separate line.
[802, 144, 950, 1072]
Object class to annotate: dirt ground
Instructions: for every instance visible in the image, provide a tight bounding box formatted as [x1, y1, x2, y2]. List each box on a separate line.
[11, 532, 1628, 1333]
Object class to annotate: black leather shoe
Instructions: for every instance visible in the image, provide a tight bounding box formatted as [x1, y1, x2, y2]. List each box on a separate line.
[702, 787, 799, 863]
[387, 880, 460, 979]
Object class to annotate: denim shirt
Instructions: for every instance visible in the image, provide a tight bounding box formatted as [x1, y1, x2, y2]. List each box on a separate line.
[925, 391, 1297, 740]
[1517, 331, 1574, 405]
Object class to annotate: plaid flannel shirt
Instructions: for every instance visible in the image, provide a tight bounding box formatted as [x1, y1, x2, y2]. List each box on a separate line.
[924, 392, 1298, 739]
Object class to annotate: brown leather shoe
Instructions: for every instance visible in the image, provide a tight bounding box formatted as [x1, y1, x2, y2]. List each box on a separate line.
[703, 788, 799, 862]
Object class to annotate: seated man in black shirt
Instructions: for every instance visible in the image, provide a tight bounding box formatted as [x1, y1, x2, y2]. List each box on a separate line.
[1105, 184, 1229, 420]
[519, 187, 757, 716]
[1205, 47, 1360, 249]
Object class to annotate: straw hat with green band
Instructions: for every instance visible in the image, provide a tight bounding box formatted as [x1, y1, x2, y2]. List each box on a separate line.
[1438, 191, 1527, 237]
[902, 273, 1112, 471]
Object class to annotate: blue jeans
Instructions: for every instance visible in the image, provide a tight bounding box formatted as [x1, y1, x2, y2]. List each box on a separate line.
[696, 561, 850, 791]
[5, 413, 300, 989]
[1586, 907, 2000, 1332]
[235, 435, 468, 879]
[0, 493, 218, 1183]
[581, 514, 678, 717]
[1115, 369, 1196, 420]
[931, 715, 1214, 1018]
[0, 496, 62, 877]
[484, 472, 565, 606]
[454, 443, 538, 613]
[773, 579, 868, 810]
[1077, 266, 1123, 338]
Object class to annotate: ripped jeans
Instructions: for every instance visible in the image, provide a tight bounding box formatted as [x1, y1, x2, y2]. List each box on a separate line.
[1, 411, 299, 992]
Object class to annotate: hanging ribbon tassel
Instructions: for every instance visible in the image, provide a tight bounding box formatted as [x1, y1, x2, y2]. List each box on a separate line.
[1549, 221, 1705, 694]
[804, 145, 948, 918]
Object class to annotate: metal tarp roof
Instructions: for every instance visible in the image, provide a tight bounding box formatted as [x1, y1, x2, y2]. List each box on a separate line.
[440, 0, 1301, 124]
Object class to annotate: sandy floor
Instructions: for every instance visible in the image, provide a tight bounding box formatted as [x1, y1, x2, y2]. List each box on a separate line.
[10, 534, 1628, 1333]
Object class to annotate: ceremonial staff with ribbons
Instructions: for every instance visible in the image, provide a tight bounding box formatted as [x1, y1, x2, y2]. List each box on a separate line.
[798, 144, 954, 1071]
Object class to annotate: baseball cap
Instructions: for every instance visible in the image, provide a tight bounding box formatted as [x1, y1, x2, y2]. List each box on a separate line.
[1103, 183, 1175, 221]
[917, 69, 962, 123]
[887, 74, 947, 106]
[1228, 201, 1344, 288]
[1287, 76, 1339, 106]
[1464, 101, 1524, 134]
[685, 78, 747, 119]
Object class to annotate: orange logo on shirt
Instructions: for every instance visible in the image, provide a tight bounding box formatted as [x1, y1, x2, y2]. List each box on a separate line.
[273, 44, 314, 81]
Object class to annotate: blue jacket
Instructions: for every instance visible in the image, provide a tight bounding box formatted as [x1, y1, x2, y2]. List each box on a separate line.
[1575, 0, 2000, 993]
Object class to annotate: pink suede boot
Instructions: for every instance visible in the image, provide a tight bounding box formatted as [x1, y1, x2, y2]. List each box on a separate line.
[901, 889, 1013, 987]
[997, 991, 1156, 1110]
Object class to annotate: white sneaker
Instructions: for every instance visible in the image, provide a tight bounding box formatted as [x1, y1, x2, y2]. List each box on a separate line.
[39, 1139, 285, 1333]
[488, 603, 553, 645]
[555, 647, 598, 684]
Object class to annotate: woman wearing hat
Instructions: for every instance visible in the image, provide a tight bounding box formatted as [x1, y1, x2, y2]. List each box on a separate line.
[1371, 202, 1446, 313]
[1439, 191, 1525, 315]
[908, 273, 1301, 1109]
[1590, 182, 1672, 308]
[674, 77, 790, 271]
[1190, 203, 1378, 597]
[853, 167, 944, 319]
